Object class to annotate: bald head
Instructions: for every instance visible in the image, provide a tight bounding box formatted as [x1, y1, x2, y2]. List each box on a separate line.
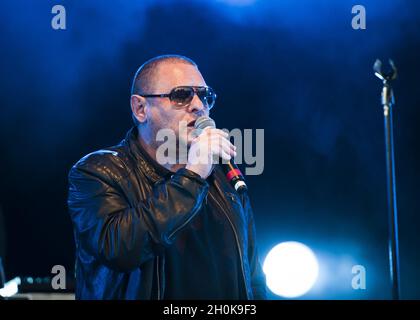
[131, 55, 198, 96]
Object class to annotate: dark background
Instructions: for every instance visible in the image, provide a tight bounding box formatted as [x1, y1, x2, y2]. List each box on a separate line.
[0, 0, 419, 299]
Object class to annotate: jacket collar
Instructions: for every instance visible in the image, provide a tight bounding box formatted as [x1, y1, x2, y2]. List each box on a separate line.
[123, 126, 172, 183]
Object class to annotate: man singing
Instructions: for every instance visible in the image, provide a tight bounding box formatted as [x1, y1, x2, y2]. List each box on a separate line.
[67, 55, 266, 299]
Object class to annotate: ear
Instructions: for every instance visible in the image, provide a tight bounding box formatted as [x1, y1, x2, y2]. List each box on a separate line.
[131, 95, 148, 123]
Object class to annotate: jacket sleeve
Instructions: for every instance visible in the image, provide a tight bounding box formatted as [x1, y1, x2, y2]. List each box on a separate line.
[244, 194, 267, 300]
[67, 153, 209, 273]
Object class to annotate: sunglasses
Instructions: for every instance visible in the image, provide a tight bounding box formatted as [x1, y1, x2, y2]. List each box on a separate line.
[139, 86, 217, 109]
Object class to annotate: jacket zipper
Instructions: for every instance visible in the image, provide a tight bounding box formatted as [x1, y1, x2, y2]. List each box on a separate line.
[208, 191, 250, 299]
[167, 208, 200, 241]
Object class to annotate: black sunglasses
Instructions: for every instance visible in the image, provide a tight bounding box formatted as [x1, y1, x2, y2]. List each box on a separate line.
[138, 86, 217, 109]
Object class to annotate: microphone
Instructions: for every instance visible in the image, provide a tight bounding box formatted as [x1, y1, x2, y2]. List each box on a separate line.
[194, 116, 248, 193]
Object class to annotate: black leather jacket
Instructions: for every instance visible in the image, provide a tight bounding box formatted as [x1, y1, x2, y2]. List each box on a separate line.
[67, 127, 266, 299]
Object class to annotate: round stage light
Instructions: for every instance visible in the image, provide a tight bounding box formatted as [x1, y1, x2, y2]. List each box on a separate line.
[263, 241, 319, 298]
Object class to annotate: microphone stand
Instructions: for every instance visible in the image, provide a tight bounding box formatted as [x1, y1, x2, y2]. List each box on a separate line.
[373, 59, 401, 300]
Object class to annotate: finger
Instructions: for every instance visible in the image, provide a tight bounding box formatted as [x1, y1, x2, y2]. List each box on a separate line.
[219, 148, 232, 161]
[210, 136, 236, 153]
[210, 139, 236, 158]
[205, 128, 229, 138]
[222, 141, 237, 157]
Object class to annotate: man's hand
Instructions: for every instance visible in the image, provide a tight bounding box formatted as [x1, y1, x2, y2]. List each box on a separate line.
[186, 128, 236, 179]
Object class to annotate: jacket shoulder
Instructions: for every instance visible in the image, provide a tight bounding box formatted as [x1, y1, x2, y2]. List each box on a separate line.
[69, 144, 134, 184]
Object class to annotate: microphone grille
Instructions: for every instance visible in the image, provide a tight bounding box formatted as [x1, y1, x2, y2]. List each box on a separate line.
[194, 116, 216, 130]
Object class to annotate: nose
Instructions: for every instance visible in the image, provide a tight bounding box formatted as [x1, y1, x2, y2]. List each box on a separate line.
[186, 92, 209, 115]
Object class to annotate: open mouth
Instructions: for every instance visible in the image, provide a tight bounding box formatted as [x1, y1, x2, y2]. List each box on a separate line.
[187, 119, 196, 127]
